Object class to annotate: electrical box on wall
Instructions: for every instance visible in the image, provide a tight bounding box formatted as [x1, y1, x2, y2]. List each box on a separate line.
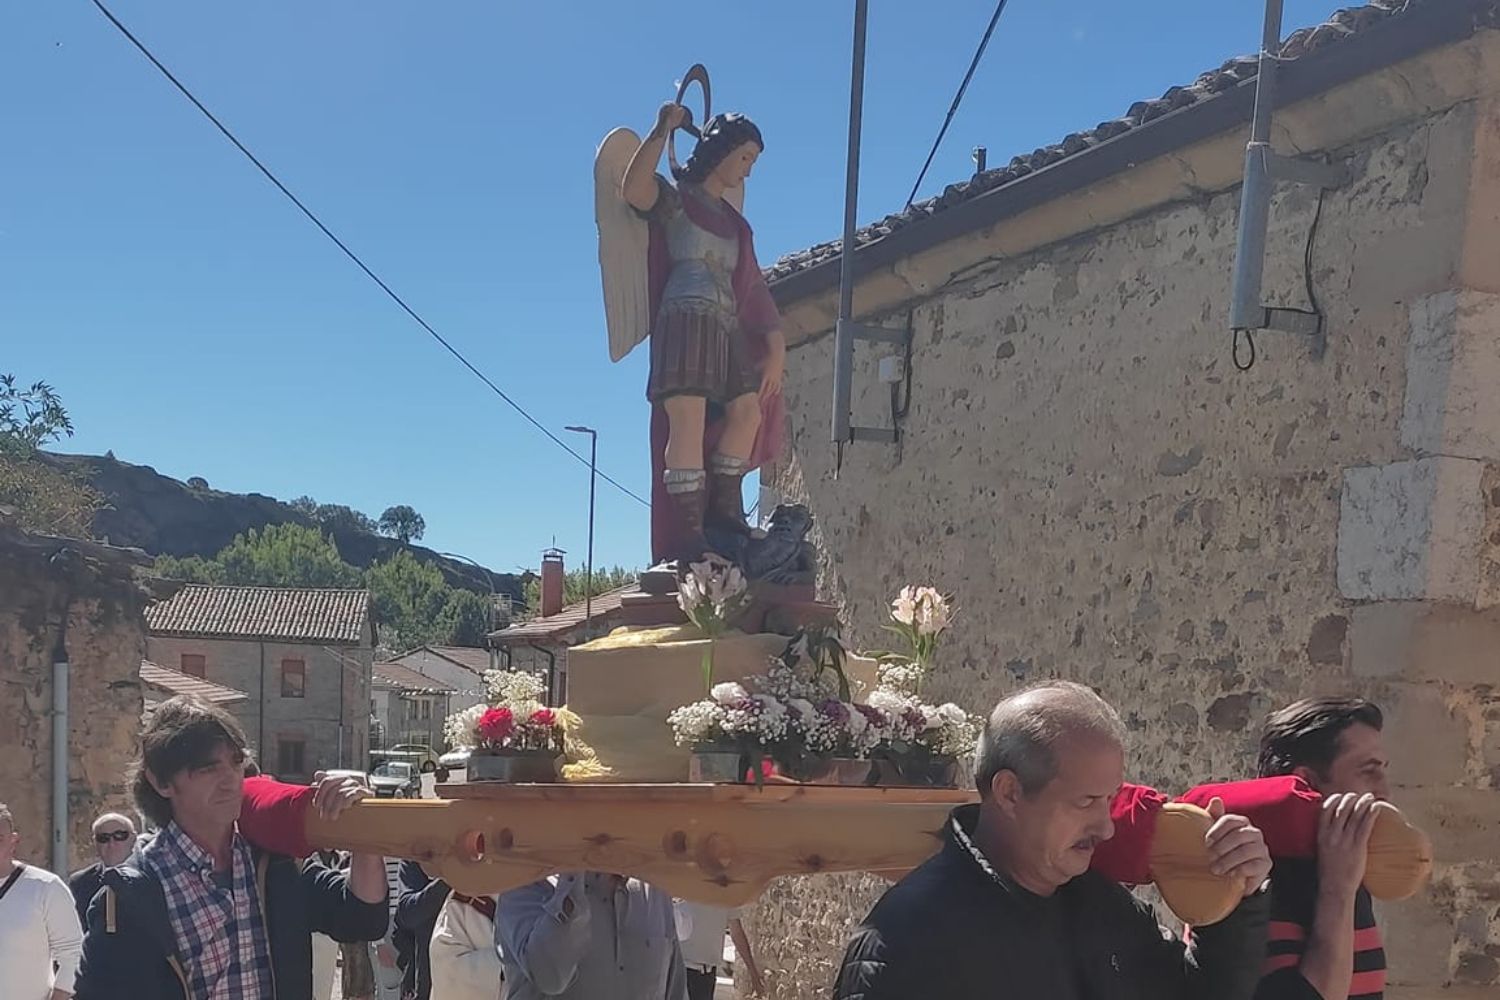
[878, 354, 905, 385]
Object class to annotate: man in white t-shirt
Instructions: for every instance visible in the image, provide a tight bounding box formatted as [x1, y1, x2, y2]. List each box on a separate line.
[0, 801, 84, 1000]
[673, 901, 763, 1000]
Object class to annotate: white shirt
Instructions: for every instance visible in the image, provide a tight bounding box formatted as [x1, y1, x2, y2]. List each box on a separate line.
[0, 862, 84, 1000]
[673, 901, 734, 971]
[430, 894, 502, 1000]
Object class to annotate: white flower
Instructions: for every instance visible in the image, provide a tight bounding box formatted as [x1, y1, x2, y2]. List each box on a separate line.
[937, 703, 968, 726]
[711, 682, 749, 705]
[789, 698, 816, 720]
[891, 586, 918, 626]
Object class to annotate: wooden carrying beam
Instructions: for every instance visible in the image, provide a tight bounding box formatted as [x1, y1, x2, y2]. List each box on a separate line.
[305, 784, 973, 906]
[300, 784, 1431, 922]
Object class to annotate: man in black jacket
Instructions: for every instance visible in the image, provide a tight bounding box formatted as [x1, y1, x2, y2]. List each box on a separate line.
[834, 681, 1273, 1000]
[73, 695, 390, 1000]
[394, 860, 450, 1000]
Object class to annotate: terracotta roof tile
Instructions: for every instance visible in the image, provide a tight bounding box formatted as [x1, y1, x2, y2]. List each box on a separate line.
[374, 661, 457, 693]
[145, 584, 371, 644]
[140, 659, 250, 705]
[488, 585, 633, 645]
[766, 0, 1486, 284]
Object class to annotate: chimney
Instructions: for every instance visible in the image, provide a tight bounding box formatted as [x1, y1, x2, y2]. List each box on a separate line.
[540, 548, 565, 618]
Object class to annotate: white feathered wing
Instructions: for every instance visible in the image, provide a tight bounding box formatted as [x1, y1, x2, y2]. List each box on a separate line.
[595, 128, 652, 363]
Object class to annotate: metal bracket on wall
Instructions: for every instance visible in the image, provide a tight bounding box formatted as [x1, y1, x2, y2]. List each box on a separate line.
[1227, 0, 1350, 366]
[839, 319, 913, 445]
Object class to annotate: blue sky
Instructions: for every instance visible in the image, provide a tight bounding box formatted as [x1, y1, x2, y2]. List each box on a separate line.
[2, 0, 1336, 576]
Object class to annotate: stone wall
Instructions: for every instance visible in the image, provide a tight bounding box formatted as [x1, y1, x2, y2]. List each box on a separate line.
[146, 635, 371, 778]
[0, 522, 154, 874]
[755, 97, 1500, 998]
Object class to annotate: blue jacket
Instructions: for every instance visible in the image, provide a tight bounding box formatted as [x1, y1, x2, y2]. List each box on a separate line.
[74, 844, 388, 1000]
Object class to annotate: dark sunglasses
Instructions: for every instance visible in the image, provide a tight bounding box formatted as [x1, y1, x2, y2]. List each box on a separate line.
[94, 830, 132, 844]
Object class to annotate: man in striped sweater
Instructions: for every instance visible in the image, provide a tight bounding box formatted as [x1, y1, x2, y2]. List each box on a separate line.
[1254, 698, 1389, 1000]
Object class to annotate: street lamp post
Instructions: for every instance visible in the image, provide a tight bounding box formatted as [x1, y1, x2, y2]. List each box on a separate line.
[564, 426, 598, 627]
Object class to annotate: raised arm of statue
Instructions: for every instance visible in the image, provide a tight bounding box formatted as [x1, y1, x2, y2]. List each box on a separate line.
[623, 103, 688, 212]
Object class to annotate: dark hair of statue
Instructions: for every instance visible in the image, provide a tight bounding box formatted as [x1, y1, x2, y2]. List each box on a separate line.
[675, 113, 764, 185]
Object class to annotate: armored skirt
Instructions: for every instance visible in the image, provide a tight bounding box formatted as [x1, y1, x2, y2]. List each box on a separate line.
[644, 178, 761, 405]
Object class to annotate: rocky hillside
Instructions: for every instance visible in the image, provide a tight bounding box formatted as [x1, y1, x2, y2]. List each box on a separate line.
[40, 452, 524, 601]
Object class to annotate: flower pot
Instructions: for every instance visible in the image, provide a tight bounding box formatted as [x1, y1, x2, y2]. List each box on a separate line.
[466, 751, 559, 784]
[689, 747, 746, 783]
[832, 758, 875, 786]
[874, 753, 959, 788]
[776, 753, 838, 785]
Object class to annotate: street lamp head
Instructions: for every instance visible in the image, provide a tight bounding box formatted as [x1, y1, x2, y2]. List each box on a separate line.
[564, 425, 596, 436]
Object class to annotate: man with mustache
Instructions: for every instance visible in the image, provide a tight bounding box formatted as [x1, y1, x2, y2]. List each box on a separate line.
[833, 681, 1273, 1000]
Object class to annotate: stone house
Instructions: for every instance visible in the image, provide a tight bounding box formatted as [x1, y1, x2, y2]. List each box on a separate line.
[379, 645, 492, 715]
[0, 514, 156, 874]
[754, 2, 1500, 998]
[372, 660, 454, 751]
[489, 588, 631, 705]
[145, 584, 374, 781]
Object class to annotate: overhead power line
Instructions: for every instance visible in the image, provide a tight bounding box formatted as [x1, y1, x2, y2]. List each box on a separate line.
[87, 0, 650, 508]
[905, 0, 1013, 208]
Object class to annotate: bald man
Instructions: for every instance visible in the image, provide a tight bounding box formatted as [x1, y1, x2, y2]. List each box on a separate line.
[67, 814, 137, 925]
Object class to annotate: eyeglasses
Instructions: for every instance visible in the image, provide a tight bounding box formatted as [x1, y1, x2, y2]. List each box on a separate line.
[94, 830, 132, 844]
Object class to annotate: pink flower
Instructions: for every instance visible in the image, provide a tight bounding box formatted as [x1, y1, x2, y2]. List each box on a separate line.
[478, 706, 515, 744]
[529, 708, 557, 728]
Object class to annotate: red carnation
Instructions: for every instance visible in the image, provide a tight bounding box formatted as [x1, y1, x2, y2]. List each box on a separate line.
[529, 708, 557, 728]
[478, 706, 515, 744]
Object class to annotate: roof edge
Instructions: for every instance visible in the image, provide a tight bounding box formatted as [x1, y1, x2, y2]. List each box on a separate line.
[768, 0, 1493, 310]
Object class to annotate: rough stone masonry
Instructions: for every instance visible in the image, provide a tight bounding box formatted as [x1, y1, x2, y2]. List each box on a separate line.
[753, 17, 1500, 1000]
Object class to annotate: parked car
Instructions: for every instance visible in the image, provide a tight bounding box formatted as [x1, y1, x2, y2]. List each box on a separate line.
[437, 748, 470, 783]
[368, 760, 421, 798]
[388, 744, 441, 772]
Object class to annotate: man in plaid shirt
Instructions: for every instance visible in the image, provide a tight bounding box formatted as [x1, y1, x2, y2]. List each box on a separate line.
[74, 696, 389, 1000]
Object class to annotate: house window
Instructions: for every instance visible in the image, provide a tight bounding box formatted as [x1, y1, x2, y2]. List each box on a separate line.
[280, 659, 306, 699]
[180, 654, 206, 678]
[419, 699, 431, 721]
[277, 738, 306, 776]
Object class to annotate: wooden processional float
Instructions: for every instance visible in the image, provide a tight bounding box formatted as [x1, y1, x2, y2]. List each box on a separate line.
[292, 779, 1433, 926]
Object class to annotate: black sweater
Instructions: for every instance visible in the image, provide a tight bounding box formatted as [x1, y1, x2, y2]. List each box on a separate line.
[834, 805, 1270, 1000]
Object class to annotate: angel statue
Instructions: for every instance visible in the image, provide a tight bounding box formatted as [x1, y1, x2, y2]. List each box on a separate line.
[595, 68, 786, 570]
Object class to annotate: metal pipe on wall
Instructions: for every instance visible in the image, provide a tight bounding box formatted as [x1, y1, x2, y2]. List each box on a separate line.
[831, 0, 870, 443]
[1228, 0, 1285, 332]
[51, 632, 69, 875]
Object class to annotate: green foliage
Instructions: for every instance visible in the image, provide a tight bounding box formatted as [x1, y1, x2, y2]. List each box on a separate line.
[0, 374, 74, 456]
[287, 495, 377, 535]
[377, 505, 426, 544]
[436, 588, 493, 647]
[0, 452, 103, 538]
[154, 523, 362, 588]
[365, 549, 452, 651]
[521, 565, 637, 613]
[0, 377, 99, 538]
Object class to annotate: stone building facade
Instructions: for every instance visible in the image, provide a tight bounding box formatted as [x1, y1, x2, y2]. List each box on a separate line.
[145, 584, 373, 781]
[753, 3, 1500, 998]
[0, 516, 156, 874]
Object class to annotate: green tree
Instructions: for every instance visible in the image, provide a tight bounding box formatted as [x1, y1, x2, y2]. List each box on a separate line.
[0, 375, 101, 537]
[377, 505, 426, 544]
[0, 375, 74, 456]
[522, 565, 637, 613]
[154, 523, 362, 588]
[365, 550, 450, 651]
[436, 588, 493, 647]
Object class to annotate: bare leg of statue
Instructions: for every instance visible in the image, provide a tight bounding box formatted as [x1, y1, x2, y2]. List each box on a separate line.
[663, 395, 709, 564]
[707, 392, 762, 536]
